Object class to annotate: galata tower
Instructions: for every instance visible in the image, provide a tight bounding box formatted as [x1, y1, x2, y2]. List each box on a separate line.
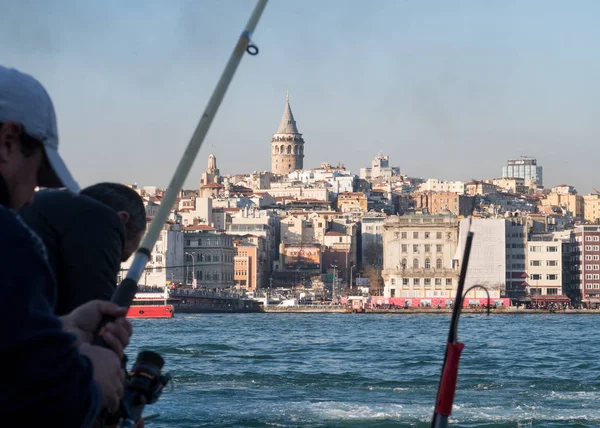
[271, 91, 305, 174]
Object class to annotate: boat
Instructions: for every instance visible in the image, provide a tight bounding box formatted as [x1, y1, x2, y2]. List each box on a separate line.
[127, 286, 174, 318]
[168, 288, 263, 313]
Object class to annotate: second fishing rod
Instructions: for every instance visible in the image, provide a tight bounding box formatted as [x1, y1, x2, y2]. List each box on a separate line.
[94, 1, 269, 426]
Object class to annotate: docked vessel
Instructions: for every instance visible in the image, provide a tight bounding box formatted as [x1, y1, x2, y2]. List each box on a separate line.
[127, 286, 174, 318]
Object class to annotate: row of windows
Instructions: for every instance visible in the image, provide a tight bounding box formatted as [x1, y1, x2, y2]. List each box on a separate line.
[585, 255, 600, 261]
[191, 270, 232, 281]
[508, 233, 526, 238]
[529, 274, 559, 280]
[506, 243, 526, 248]
[188, 253, 233, 263]
[510, 264, 526, 269]
[585, 236, 600, 242]
[234, 270, 248, 276]
[185, 238, 233, 247]
[391, 278, 453, 286]
[529, 260, 559, 267]
[399, 258, 444, 269]
[530, 288, 559, 295]
[585, 265, 600, 270]
[396, 231, 444, 240]
[401, 244, 444, 253]
[584, 246, 600, 251]
[585, 274, 600, 280]
[587, 283, 600, 289]
[529, 246, 558, 252]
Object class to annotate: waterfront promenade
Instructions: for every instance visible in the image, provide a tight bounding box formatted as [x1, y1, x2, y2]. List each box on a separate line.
[264, 305, 600, 314]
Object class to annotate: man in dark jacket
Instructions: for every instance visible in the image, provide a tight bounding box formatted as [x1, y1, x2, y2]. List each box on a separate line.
[20, 183, 146, 315]
[0, 65, 132, 426]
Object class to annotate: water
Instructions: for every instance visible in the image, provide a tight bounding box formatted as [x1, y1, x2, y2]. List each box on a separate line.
[127, 313, 600, 427]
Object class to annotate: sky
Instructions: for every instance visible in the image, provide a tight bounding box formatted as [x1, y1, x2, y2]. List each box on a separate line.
[1, 0, 599, 193]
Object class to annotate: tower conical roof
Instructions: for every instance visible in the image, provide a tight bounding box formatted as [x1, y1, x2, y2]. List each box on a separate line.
[275, 91, 300, 134]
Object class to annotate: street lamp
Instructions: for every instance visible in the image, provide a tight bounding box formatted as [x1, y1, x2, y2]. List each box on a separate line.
[185, 252, 195, 286]
[331, 263, 338, 302]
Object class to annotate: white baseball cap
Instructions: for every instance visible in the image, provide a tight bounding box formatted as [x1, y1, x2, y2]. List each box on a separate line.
[0, 65, 79, 192]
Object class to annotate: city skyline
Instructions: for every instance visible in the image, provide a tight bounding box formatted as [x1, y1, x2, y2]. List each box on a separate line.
[1, 1, 598, 193]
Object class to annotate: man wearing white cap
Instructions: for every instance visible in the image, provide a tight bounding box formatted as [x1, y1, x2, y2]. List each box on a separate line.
[0, 65, 133, 426]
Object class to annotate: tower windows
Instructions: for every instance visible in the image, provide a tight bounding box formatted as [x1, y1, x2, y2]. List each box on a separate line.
[287, 145, 292, 154]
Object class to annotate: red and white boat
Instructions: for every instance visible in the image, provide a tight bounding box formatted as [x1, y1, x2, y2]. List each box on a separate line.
[127, 286, 174, 319]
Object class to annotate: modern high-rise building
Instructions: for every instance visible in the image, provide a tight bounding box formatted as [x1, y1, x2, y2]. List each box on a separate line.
[501, 156, 543, 187]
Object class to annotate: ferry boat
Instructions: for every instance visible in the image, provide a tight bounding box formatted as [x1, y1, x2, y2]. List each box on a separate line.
[127, 286, 174, 318]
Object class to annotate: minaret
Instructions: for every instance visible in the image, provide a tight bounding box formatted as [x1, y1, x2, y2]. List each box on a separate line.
[271, 91, 305, 174]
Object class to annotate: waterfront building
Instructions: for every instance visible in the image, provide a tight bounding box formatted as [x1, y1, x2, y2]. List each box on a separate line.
[570, 225, 600, 304]
[232, 235, 268, 292]
[183, 226, 234, 289]
[382, 213, 460, 300]
[525, 233, 566, 303]
[454, 218, 506, 294]
[119, 219, 184, 286]
[361, 212, 386, 266]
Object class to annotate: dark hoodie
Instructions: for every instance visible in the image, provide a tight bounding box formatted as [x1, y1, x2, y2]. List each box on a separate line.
[19, 189, 125, 316]
[0, 176, 101, 427]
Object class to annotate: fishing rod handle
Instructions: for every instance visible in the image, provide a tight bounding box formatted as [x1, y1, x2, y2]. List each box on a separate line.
[92, 278, 138, 347]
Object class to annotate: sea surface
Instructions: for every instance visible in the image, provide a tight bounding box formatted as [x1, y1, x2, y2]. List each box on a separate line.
[126, 313, 600, 427]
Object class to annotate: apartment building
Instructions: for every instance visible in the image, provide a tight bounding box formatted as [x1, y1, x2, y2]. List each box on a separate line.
[382, 214, 459, 299]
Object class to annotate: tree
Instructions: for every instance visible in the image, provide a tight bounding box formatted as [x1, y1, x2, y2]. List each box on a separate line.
[363, 265, 383, 296]
[363, 242, 383, 266]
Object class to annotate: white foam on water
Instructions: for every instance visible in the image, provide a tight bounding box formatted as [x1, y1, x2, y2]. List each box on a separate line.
[301, 400, 430, 422]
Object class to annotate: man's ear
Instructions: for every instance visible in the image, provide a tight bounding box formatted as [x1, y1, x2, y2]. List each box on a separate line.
[117, 210, 130, 225]
[0, 122, 22, 163]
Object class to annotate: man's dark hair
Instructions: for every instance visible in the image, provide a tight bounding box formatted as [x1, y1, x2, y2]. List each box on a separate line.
[81, 183, 146, 239]
[0, 122, 43, 157]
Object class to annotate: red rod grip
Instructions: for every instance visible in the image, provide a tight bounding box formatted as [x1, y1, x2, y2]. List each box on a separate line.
[435, 342, 465, 416]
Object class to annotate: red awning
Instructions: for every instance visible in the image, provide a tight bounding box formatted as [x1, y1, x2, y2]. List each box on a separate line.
[520, 282, 528, 286]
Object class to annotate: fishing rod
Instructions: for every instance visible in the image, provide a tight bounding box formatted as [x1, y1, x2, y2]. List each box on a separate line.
[95, 1, 269, 426]
[430, 225, 493, 428]
[430, 229, 473, 428]
[113, 0, 267, 312]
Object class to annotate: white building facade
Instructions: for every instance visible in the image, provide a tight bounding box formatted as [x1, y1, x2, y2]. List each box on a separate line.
[382, 214, 460, 299]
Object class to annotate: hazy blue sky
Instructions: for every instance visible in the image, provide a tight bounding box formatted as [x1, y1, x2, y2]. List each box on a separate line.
[1, 0, 598, 193]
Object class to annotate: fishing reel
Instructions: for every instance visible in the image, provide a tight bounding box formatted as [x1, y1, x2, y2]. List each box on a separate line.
[106, 351, 171, 427]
